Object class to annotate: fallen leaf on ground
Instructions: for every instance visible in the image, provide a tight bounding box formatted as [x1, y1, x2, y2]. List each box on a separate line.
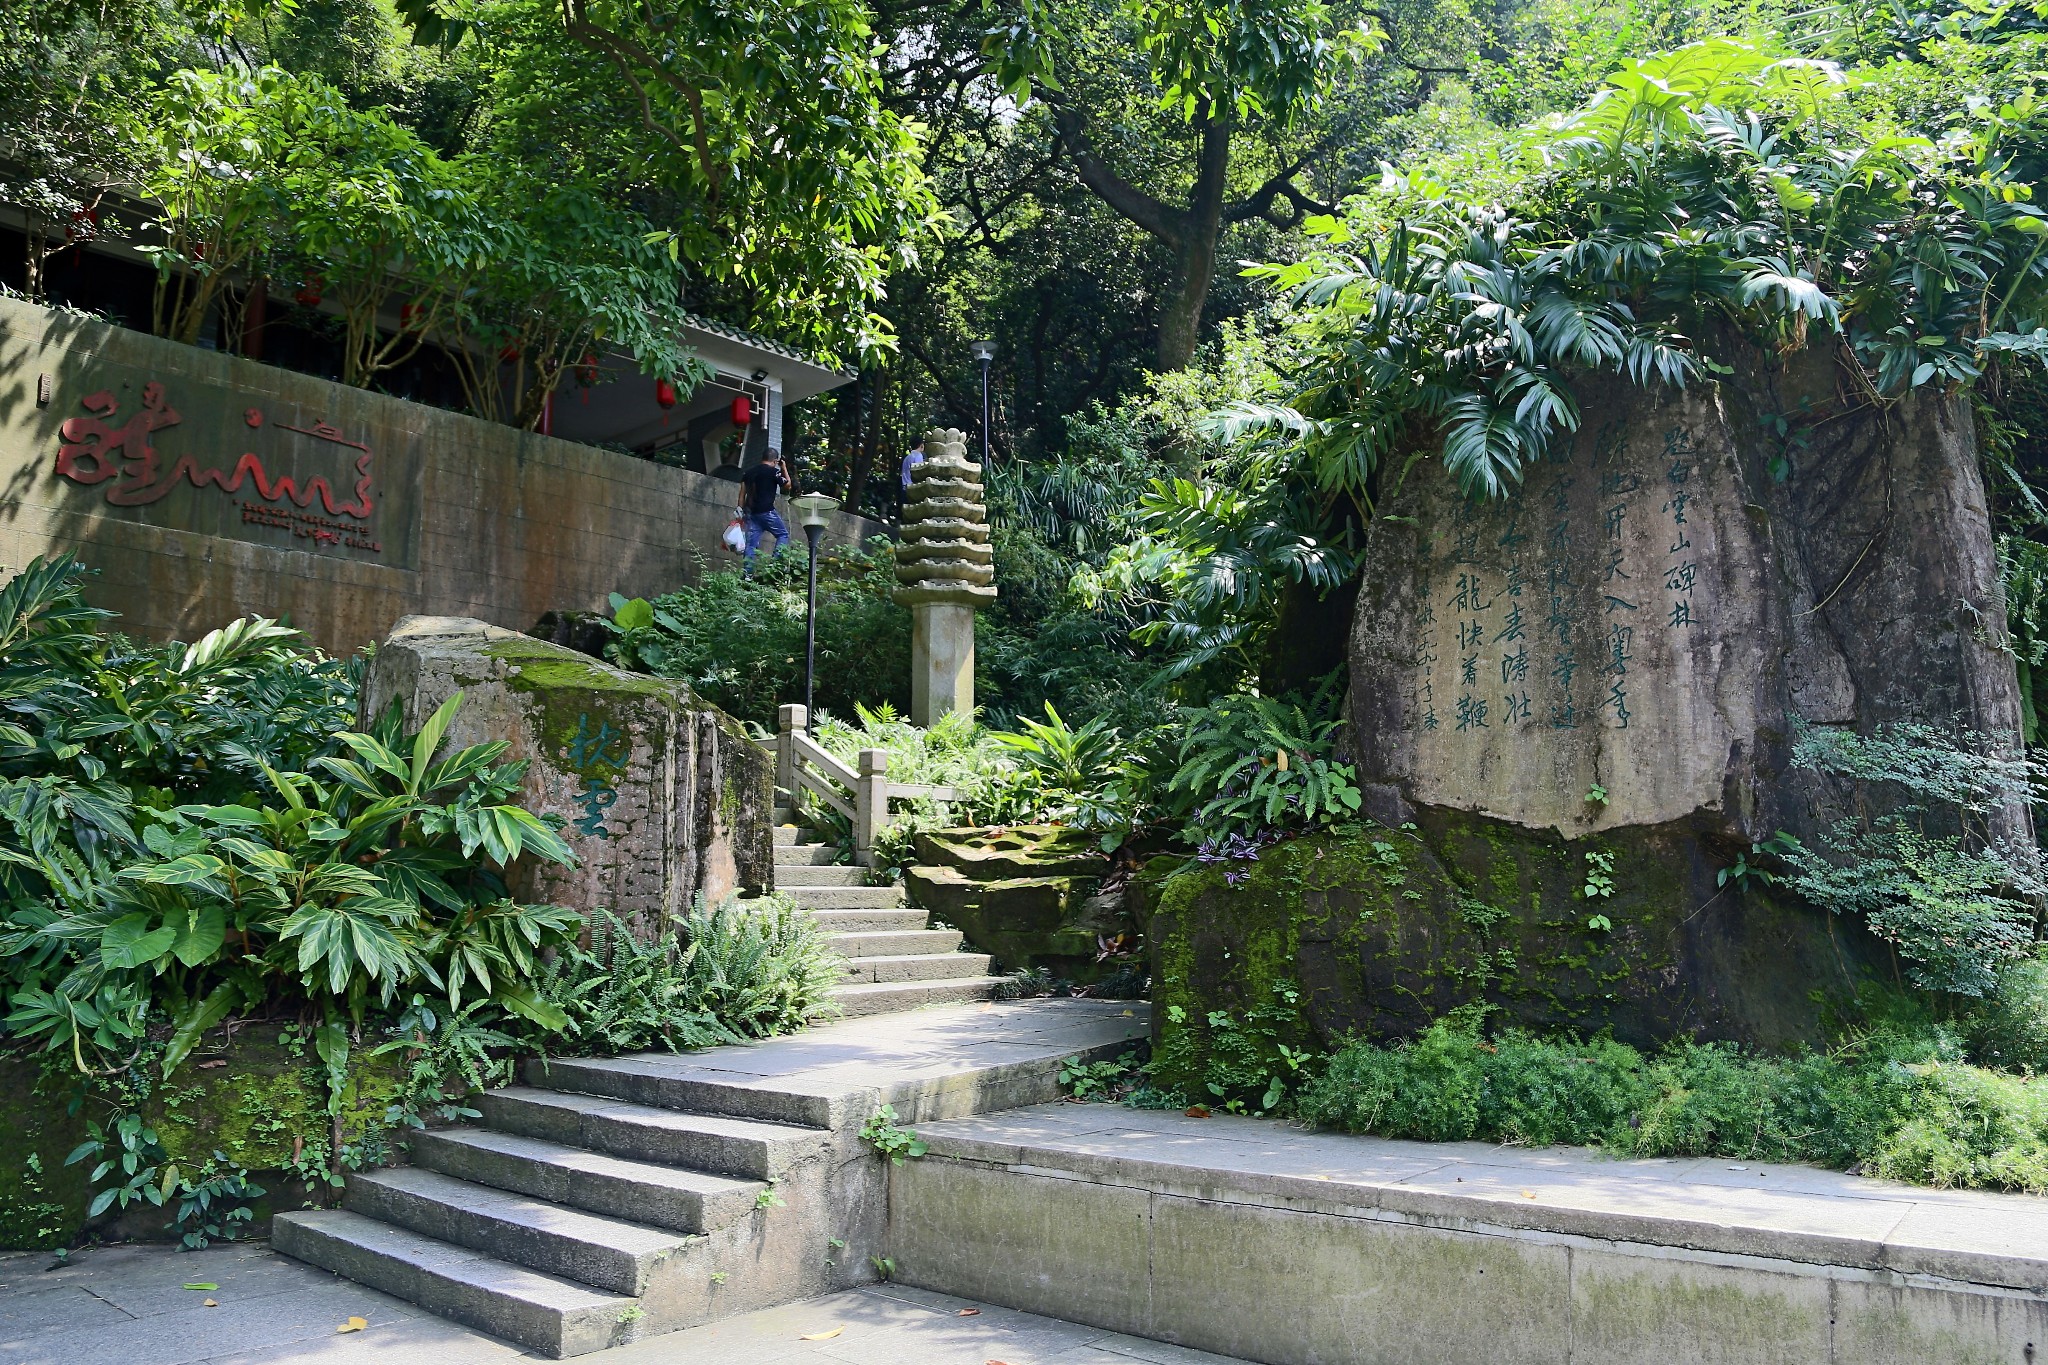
[202, 1299, 217, 1308]
[182, 1283, 218, 1291]
[1520, 1190, 1536, 1199]
[800, 1327, 844, 1340]
[1184, 1106, 1211, 1118]
[337, 1316, 368, 1333]
[957, 1308, 980, 1317]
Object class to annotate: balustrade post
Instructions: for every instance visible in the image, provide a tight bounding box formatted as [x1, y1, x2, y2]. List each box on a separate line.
[854, 748, 888, 866]
[776, 704, 805, 807]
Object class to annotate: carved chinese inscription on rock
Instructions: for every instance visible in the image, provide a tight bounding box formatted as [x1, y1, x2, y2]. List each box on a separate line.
[1353, 386, 1768, 836]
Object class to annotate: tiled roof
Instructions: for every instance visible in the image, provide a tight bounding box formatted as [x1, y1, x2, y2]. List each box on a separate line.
[683, 313, 851, 377]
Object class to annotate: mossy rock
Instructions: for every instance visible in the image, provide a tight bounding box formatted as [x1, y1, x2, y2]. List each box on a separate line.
[0, 1034, 406, 1250]
[1143, 814, 1897, 1069]
[905, 826, 1125, 980]
[911, 825, 1107, 878]
[0, 1055, 92, 1249]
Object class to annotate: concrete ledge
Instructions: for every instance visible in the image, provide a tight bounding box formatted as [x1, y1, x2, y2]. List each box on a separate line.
[888, 1103, 2048, 1365]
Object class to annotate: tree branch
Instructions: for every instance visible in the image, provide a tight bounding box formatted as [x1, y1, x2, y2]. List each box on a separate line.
[1044, 94, 1186, 246]
[560, 1, 724, 202]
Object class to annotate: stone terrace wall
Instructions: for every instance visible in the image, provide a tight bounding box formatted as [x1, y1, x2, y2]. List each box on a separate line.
[0, 297, 886, 654]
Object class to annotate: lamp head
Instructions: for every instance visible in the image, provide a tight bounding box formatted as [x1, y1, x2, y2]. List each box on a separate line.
[969, 339, 997, 363]
[790, 492, 841, 530]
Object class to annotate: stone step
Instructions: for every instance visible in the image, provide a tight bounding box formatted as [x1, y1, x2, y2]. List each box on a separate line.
[409, 1127, 764, 1235]
[772, 825, 823, 848]
[771, 885, 905, 910]
[773, 863, 869, 887]
[840, 952, 995, 985]
[804, 906, 929, 934]
[776, 843, 842, 867]
[832, 977, 1000, 1017]
[477, 1087, 826, 1179]
[828, 928, 964, 959]
[271, 1208, 635, 1358]
[344, 1166, 688, 1296]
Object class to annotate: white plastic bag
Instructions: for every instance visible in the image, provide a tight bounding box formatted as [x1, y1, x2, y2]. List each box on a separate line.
[722, 516, 748, 554]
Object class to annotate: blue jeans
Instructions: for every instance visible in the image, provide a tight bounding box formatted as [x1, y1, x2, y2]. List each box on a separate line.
[744, 509, 788, 571]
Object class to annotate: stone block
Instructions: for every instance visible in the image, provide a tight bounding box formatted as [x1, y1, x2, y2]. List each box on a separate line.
[887, 1158, 1155, 1336]
[363, 616, 772, 934]
[1565, 1246, 1831, 1365]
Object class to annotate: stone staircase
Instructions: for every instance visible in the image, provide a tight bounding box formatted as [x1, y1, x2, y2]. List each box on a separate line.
[270, 812, 1002, 1357]
[765, 799, 999, 1015]
[273, 1001, 1150, 1358]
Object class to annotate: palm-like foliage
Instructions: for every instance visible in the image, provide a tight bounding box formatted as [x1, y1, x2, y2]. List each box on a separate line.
[0, 558, 581, 1074]
[1233, 35, 2048, 502]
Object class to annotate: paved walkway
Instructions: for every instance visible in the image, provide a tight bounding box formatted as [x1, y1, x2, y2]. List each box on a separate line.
[0, 1241, 1243, 1365]
[915, 1100, 2048, 1283]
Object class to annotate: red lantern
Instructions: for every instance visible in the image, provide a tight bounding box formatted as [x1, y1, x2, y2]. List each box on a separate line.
[498, 343, 519, 362]
[575, 352, 599, 387]
[731, 395, 753, 426]
[655, 378, 677, 409]
[399, 303, 424, 332]
[294, 277, 324, 308]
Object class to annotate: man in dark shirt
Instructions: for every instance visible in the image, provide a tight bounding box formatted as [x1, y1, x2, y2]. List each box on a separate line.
[738, 449, 791, 574]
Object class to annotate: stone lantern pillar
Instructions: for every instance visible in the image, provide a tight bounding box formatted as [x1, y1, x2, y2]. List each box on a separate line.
[892, 428, 996, 724]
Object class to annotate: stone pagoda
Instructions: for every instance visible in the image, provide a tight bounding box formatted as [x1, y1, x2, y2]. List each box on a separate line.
[893, 428, 996, 724]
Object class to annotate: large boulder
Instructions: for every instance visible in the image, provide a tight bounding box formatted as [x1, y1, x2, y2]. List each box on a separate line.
[364, 617, 773, 934]
[1152, 344, 2031, 1051]
[904, 826, 1127, 979]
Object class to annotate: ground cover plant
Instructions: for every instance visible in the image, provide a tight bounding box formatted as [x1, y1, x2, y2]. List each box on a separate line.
[1289, 998, 2048, 1194]
[0, 556, 842, 1247]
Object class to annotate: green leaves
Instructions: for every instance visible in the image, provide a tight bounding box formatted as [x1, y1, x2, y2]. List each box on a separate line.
[279, 896, 423, 1000]
[1164, 692, 1362, 844]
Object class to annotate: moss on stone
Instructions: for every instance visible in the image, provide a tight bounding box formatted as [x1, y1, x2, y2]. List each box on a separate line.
[1145, 813, 1892, 1063]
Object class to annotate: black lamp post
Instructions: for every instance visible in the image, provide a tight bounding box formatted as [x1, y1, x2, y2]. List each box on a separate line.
[970, 339, 996, 464]
[790, 492, 841, 728]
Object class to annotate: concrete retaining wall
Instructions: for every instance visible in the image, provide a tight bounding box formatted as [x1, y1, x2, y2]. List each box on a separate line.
[0, 297, 887, 654]
[887, 1107, 2048, 1365]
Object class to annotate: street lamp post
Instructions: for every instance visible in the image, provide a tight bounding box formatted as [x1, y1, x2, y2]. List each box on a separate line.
[969, 339, 996, 465]
[789, 492, 842, 729]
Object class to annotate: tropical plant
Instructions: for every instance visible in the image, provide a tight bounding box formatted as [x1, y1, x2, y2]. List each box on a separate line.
[1782, 722, 2046, 996]
[665, 894, 843, 1039]
[1232, 34, 2048, 506]
[1163, 691, 1362, 843]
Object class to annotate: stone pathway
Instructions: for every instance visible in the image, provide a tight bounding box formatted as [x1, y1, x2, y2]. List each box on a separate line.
[0, 1241, 1246, 1365]
[273, 1001, 1148, 1357]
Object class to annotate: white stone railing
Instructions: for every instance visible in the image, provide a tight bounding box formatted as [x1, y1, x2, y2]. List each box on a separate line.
[772, 703, 958, 864]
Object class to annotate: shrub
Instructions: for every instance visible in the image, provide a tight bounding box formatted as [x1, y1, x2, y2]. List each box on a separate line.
[533, 895, 840, 1055]
[1966, 953, 2048, 1072]
[605, 544, 910, 728]
[1295, 1017, 2048, 1193]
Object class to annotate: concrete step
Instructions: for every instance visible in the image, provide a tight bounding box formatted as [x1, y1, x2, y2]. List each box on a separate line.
[840, 952, 995, 984]
[773, 864, 869, 887]
[804, 906, 930, 933]
[344, 1167, 687, 1296]
[828, 928, 964, 959]
[832, 977, 1000, 1017]
[409, 1127, 764, 1235]
[477, 1087, 826, 1179]
[773, 885, 905, 910]
[773, 825, 827, 848]
[775, 843, 842, 867]
[272, 1208, 634, 1358]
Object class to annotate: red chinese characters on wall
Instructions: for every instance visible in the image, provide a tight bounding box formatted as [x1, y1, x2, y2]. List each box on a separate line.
[55, 382, 382, 553]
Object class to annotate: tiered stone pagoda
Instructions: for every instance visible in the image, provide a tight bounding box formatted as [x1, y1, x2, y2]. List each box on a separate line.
[893, 428, 996, 723]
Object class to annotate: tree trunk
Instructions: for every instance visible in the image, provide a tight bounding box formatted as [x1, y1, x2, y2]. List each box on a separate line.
[1161, 115, 1231, 370]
